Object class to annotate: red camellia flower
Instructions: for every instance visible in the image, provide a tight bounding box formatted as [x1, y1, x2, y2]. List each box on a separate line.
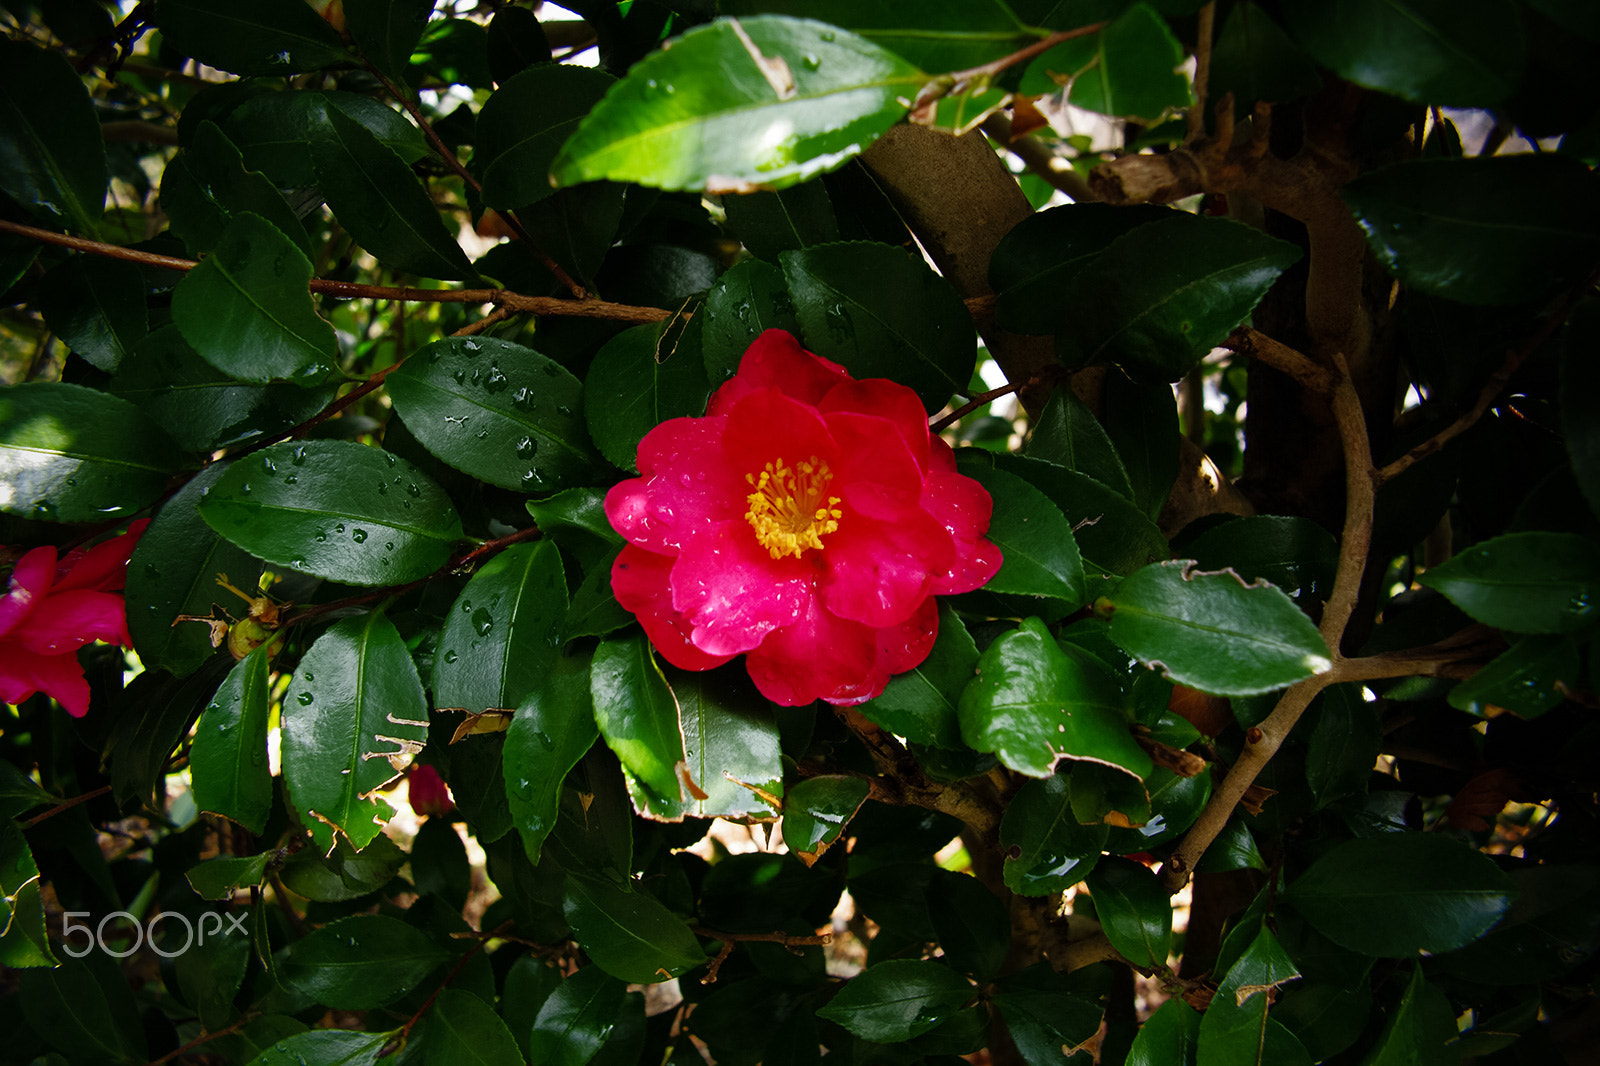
[0, 519, 148, 718]
[605, 330, 1002, 706]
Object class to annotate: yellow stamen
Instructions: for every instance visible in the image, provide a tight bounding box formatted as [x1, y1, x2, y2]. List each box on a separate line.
[745, 456, 842, 560]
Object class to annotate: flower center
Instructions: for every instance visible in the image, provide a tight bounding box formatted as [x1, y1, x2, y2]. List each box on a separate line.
[745, 456, 842, 560]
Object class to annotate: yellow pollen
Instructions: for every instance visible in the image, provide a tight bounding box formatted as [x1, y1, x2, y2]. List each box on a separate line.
[744, 456, 842, 560]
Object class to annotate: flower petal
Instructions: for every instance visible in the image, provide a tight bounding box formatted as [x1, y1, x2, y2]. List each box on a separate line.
[876, 595, 940, 678]
[820, 378, 932, 471]
[20, 589, 130, 654]
[825, 411, 925, 517]
[820, 508, 953, 628]
[0, 546, 55, 639]
[611, 545, 734, 672]
[707, 329, 850, 415]
[723, 388, 840, 475]
[670, 519, 813, 657]
[922, 471, 1004, 594]
[744, 598, 883, 706]
[54, 519, 149, 593]
[606, 415, 742, 554]
[0, 643, 91, 717]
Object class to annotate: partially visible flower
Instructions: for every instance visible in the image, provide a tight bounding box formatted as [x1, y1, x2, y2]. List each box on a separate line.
[605, 330, 1001, 706]
[408, 763, 455, 819]
[0, 520, 148, 718]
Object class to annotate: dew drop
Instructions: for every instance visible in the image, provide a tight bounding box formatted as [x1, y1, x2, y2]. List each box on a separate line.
[296, 692, 313, 705]
[802, 53, 820, 71]
[443, 650, 458, 664]
[516, 436, 538, 459]
[472, 607, 493, 636]
[352, 528, 368, 543]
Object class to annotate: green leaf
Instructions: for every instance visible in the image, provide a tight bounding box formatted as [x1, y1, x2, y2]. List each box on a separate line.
[702, 258, 803, 384]
[1563, 300, 1600, 520]
[1001, 772, 1108, 896]
[721, 184, 841, 262]
[1448, 636, 1582, 718]
[862, 601, 977, 749]
[1433, 864, 1600, 985]
[1056, 213, 1303, 380]
[280, 611, 430, 852]
[1283, 832, 1516, 955]
[0, 382, 183, 522]
[1105, 767, 1211, 853]
[993, 964, 1107, 1065]
[19, 956, 146, 1063]
[1419, 531, 1600, 634]
[190, 646, 275, 833]
[782, 775, 870, 861]
[1102, 561, 1333, 695]
[186, 852, 270, 900]
[1283, 0, 1522, 106]
[344, 0, 435, 84]
[1343, 156, 1600, 307]
[247, 1030, 389, 1065]
[111, 661, 227, 812]
[1072, 759, 1155, 830]
[528, 964, 627, 1066]
[487, 6, 552, 85]
[1103, 371, 1181, 521]
[1208, 2, 1321, 114]
[671, 665, 784, 819]
[158, 0, 349, 76]
[1304, 684, 1381, 809]
[281, 914, 449, 1010]
[1195, 816, 1266, 874]
[477, 64, 616, 210]
[505, 649, 600, 863]
[551, 16, 925, 192]
[816, 959, 973, 1042]
[956, 461, 1086, 604]
[721, 0, 1040, 72]
[278, 833, 406, 902]
[37, 256, 147, 373]
[1184, 515, 1339, 612]
[927, 869, 1010, 981]
[0, 821, 53, 968]
[198, 440, 464, 586]
[1028, 3, 1191, 119]
[387, 336, 602, 493]
[311, 105, 477, 281]
[435, 540, 568, 713]
[126, 462, 265, 676]
[561, 874, 707, 983]
[110, 325, 334, 453]
[590, 632, 687, 806]
[424, 987, 525, 1066]
[1025, 387, 1133, 500]
[1360, 965, 1458, 1066]
[1197, 927, 1308, 1066]
[959, 617, 1153, 780]
[171, 211, 338, 384]
[993, 453, 1170, 576]
[225, 91, 427, 188]
[160, 120, 311, 258]
[583, 321, 714, 472]
[781, 241, 976, 413]
[0, 38, 106, 234]
[1084, 856, 1171, 967]
[1126, 997, 1200, 1066]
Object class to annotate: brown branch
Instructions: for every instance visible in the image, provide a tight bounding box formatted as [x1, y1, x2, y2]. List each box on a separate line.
[980, 113, 1096, 202]
[1188, 3, 1216, 144]
[20, 784, 112, 828]
[142, 1013, 255, 1066]
[1224, 327, 1335, 394]
[0, 218, 195, 272]
[915, 22, 1109, 111]
[835, 707, 1002, 838]
[930, 380, 1028, 433]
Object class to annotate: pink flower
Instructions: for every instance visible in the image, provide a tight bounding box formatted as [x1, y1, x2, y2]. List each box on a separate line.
[605, 330, 1001, 706]
[0, 520, 148, 718]
[408, 763, 455, 819]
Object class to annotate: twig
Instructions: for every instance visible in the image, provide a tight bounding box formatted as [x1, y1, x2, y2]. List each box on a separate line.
[930, 380, 1029, 434]
[20, 784, 112, 828]
[980, 113, 1096, 202]
[1187, 3, 1215, 144]
[1225, 327, 1336, 394]
[690, 925, 831, 984]
[384, 919, 515, 1055]
[915, 22, 1108, 112]
[141, 1013, 255, 1066]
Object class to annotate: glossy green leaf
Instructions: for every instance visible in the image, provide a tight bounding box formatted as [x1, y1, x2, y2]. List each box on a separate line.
[583, 321, 714, 472]
[1023, 3, 1191, 119]
[546, 748, 634, 885]
[1563, 301, 1600, 520]
[721, 184, 841, 262]
[959, 617, 1153, 780]
[0, 382, 183, 522]
[862, 601, 977, 749]
[277, 833, 406, 903]
[562, 874, 707, 983]
[1000, 772, 1107, 895]
[1283, 832, 1516, 955]
[782, 775, 870, 860]
[956, 461, 1086, 604]
[816, 959, 973, 1042]
[37, 257, 146, 373]
[671, 665, 784, 819]
[487, 6, 552, 84]
[1304, 684, 1381, 809]
[477, 64, 615, 210]
[247, 1030, 389, 1065]
[1344, 156, 1600, 307]
[110, 326, 333, 453]
[1185, 515, 1339, 611]
[173, 916, 251, 1030]
[1447, 636, 1582, 718]
[435, 540, 568, 713]
[528, 964, 627, 1066]
[160, 120, 311, 259]
[1195, 816, 1267, 874]
[387, 336, 602, 492]
[993, 964, 1108, 1065]
[1025, 387, 1133, 500]
[781, 241, 975, 412]
[702, 258, 803, 384]
[198, 440, 464, 586]
[1284, 0, 1522, 106]
[1085, 856, 1171, 968]
[19, 956, 146, 1063]
[1433, 864, 1600, 985]
[126, 462, 264, 676]
[591, 632, 687, 806]
[1197, 927, 1308, 1066]
[1102, 561, 1333, 695]
[1127, 997, 1200, 1066]
[190, 646, 274, 833]
[927, 869, 1009, 981]
[553, 16, 925, 192]
[994, 453, 1170, 576]
[1056, 213, 1303, 380]
[0, 38, 106, 234]
[281, 914, 449, 1009]
[345, 0, 435, 83]
[505, 650, 598, 863]
[722, 0, 1039, 71]
[1420, 531, 1600, 633]
[311, 105, 477, 281]
[110, 661, 227, 812]
[527, 486, 624, 559]
[171, 212, 338, 384]
[1208, 2, 1321, 114]
[224, 91, 427, 188]
[186, 852, 270, 901]
[0, 821, 52, 968]
[424, 988, 524, 1066]
[280, 612, 430, 852]
[158, 0, 349, 76]
[1102, 371, 1180, 521]
[1105, 767, 1211, 852]
[1361, 965, 1457, 1066]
